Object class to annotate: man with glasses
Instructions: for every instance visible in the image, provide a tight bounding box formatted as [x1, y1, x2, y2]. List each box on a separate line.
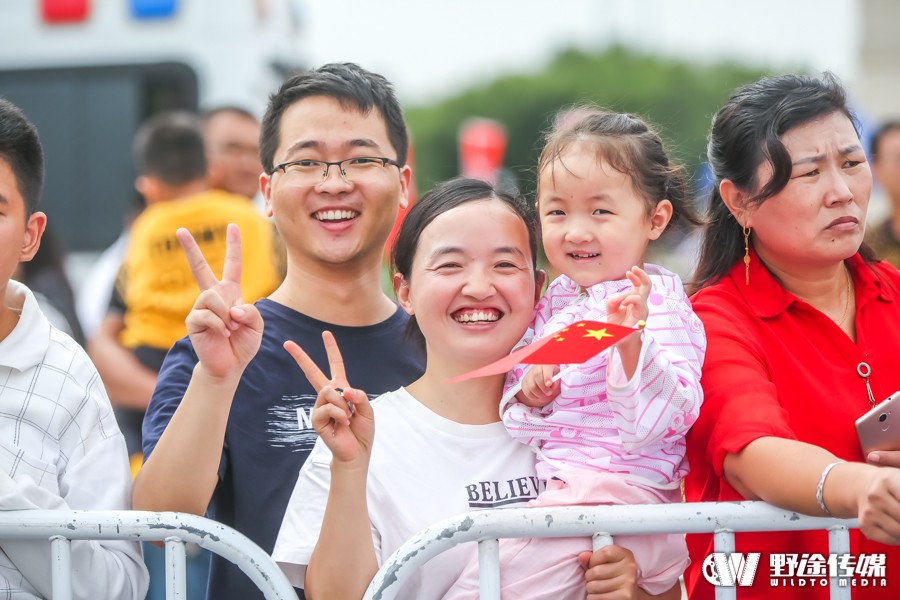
[133, 64, 426, 600]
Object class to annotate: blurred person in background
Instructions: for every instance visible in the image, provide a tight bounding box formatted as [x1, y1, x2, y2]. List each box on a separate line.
[88, 111, 281, 456]
[75, 197, 141, 341]
[864, 121, 900, 266]
[202, 106, 265, 203]
[77, 105, 266, 342]
[88, 111, 281, 600]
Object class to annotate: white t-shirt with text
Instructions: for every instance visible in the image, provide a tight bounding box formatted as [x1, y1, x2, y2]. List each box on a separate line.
[273, 386, 539, 599]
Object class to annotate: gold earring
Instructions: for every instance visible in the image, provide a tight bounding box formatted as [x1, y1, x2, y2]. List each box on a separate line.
[743, 226, 751, 286]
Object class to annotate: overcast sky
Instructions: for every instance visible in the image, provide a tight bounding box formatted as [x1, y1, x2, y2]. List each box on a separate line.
[300, 0, 860, 106]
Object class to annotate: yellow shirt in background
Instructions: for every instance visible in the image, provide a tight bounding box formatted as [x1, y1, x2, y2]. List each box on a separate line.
[120, 189, 282, 350]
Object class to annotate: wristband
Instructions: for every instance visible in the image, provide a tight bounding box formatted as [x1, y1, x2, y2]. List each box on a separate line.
[815, 461, 844, 517]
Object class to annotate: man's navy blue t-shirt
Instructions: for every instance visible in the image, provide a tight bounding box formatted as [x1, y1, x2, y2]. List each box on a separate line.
[143, 299, 425, 600]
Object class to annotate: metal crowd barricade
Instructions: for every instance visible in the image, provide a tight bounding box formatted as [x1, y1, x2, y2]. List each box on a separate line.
[363, 501, 859, 600]
[0, 510, 299, 600]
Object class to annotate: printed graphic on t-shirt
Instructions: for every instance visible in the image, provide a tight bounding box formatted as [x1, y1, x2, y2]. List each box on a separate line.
[266, 394, 319, 451]
[266, 392, 383, 451]
[466, 476, 542, 508]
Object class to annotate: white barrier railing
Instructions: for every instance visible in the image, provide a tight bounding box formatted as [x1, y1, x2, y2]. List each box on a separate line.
[0, 510, 299, 600]
[363, 501, 859, 600]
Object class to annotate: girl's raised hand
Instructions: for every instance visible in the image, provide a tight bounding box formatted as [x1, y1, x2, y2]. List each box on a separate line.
[178, 223, 264, 380]
[606, 266, 651, 329]
[283, 331, 374, 466]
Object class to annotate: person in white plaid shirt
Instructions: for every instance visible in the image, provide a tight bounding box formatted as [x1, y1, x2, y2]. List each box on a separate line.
[0, 97, 148, 599]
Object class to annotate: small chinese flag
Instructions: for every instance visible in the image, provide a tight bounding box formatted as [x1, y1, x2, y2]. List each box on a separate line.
[447, 320, 639, 382]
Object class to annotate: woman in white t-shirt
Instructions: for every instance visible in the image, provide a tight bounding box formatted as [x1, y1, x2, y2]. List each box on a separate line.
[273, 177, 658, 600]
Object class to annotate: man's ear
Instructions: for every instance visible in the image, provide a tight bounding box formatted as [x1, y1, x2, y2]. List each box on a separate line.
[393, 273, 413, 315]
[534, 269, 547, 304]
[19, 211, 46, 262]
[260, 171, 274, 218]
[719, 179, 751, 227]
[648, 199, 674, 241]
[397, 164, 412, 210]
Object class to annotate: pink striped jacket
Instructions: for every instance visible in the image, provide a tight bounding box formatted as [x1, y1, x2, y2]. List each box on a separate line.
[502, 264, 707, 489]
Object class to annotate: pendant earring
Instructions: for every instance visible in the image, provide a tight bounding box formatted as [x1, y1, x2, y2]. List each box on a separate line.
[743, 226, 751, 286]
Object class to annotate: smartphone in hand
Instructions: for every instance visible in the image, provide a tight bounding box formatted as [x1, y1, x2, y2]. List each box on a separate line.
[857, 391, 900, 454]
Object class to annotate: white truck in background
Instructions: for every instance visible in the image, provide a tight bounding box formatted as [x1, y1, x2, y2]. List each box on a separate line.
[0, 0, 306, 254]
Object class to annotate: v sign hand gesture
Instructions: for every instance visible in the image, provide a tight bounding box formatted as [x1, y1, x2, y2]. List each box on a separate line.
[178, 223, 264, 380]
[284, 332, 374, 468]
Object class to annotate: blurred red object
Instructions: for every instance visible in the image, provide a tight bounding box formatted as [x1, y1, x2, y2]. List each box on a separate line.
[459, 118, 507, 185]
[41, 0, 89, 23]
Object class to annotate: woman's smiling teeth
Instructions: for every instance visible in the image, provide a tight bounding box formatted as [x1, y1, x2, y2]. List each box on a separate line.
[570, 252, 598, 259]
[453, 309, 501, 324]
[315, 209, 359, 222]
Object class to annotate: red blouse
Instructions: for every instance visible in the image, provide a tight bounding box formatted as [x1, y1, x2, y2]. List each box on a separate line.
[685, 252, 900, 599]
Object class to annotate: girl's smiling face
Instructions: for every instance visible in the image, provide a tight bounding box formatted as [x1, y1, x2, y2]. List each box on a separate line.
[538, 143, 670, 287]
[396, 198, 537, 372]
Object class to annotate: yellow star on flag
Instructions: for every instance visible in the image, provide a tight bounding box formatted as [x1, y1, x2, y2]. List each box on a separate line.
[583, 328, 615, 341]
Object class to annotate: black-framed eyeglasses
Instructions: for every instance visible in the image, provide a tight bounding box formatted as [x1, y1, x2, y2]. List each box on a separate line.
[270, 156, 401, 184]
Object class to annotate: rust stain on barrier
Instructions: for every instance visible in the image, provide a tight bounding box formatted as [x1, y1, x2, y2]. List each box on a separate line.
[249, 560, 271, 582]
[145, 522, 221, 543]
[372, 517, 475, 600]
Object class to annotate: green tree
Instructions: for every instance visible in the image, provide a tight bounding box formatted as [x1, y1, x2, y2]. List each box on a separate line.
[405, 46, 772, 200]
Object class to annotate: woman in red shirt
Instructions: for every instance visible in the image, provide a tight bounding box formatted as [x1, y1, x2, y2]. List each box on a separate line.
[686, 72, 900, 599]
